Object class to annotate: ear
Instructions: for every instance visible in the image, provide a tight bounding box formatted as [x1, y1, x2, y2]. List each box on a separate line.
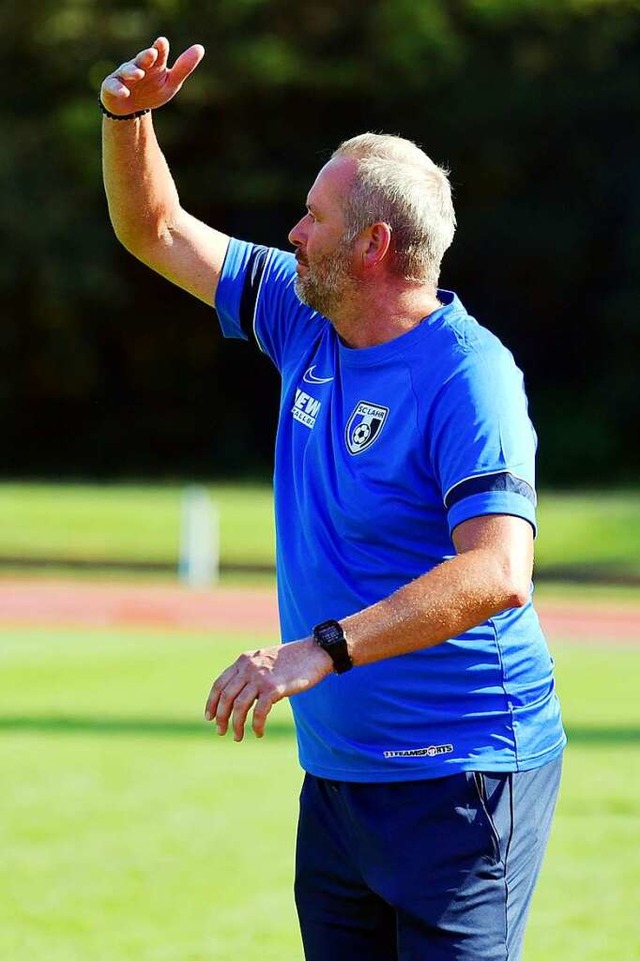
[357, 222, 393, 271]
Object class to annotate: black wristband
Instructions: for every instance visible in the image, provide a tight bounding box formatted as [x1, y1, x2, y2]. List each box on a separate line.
[99, 98, 151, 121]
[313, 620, 353, 674]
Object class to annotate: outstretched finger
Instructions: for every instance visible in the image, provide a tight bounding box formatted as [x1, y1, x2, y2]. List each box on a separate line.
[204, 663, 239, 721]
[151, 36, 170, 71]
[215, 676, 250, 736]
[252, 693, 276, 739]
[133, 44, 160, 71]
[169, 43, 205, 88]
[231, 685, 260, 742]
[102, 54, 149, 101]
[102, 74, 132, 100]
[117, 62, 145, 83]
[209, 666, 256, 736]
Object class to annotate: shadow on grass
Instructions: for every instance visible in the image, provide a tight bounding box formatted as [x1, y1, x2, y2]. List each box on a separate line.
[0, 716, 639, 745]
[0, 715, 295, 739]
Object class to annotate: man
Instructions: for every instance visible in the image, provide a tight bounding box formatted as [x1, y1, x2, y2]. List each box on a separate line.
[101, 37, 565, 961]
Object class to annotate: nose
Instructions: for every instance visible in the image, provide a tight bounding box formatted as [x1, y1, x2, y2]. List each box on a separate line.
[288, 213, 309, 248]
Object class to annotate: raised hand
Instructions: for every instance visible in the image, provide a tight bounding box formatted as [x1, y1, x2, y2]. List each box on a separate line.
[100, 36, 205, 117]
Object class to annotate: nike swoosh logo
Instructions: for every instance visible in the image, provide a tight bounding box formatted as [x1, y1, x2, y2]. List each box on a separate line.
[303, 365, 333, 385]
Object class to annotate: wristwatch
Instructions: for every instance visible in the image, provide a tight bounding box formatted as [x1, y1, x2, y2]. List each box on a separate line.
[312, 619, 353, 674]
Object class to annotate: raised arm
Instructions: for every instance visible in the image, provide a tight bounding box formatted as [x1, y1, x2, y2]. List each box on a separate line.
[101, 37, 230, 305]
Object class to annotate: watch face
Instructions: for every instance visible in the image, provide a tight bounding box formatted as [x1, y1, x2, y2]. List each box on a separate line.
[321, 623, 343, 645]
[313, 620, 352, 674]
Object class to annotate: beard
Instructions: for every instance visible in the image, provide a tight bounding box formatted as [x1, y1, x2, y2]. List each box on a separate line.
[294, 238, 354, 319]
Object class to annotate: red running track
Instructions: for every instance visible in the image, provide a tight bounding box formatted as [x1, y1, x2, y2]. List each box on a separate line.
[0, 579, 279, 634]
[0, 578, 638, 644]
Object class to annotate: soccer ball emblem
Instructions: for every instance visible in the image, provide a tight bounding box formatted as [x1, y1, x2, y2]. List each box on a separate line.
[352, 422, 371, 446]
[345, 401, 389, 454]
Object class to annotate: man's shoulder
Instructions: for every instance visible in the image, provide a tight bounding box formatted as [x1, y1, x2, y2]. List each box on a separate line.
[223, 237, 298, 289]
[400, 293, 524, 410]
[435, 291, 510, 359]
[218, 237, 329, 367]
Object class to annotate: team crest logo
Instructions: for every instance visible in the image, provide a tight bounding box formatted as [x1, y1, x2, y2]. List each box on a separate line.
[345, 401, 389, 455]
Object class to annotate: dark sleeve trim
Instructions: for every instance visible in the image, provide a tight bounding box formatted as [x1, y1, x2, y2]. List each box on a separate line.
[444, 471, 537, 510]
[238, 245, 269, 340]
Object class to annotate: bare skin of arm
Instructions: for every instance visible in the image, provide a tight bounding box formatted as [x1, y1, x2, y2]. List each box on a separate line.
[204, 513, 534, 741]
[101, 37, 229, 304]
[101, 47, 534, 744]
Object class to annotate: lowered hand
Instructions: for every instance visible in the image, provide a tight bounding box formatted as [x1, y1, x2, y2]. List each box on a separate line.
[204, 639, 333, 741]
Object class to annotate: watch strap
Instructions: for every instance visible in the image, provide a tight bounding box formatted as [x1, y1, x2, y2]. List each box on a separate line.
[312, 619, 353, 674]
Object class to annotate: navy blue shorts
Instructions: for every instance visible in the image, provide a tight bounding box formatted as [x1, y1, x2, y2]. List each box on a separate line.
[295, 758, 562, 961]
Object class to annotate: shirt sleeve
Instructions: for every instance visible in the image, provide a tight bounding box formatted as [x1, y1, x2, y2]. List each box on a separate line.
[429, 340, 538, 535]
[214, 237, 323, 373]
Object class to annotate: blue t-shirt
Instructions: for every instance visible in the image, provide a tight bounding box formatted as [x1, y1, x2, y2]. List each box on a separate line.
[215, 237, 566, 782]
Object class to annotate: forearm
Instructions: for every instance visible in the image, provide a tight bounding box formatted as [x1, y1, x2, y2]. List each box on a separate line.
[205, 538, 529, 740]
[102, 114, 181, 258]
[341, 546, 528, 668]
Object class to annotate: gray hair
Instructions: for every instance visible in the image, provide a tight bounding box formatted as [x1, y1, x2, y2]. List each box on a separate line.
[331, 133, 456, 287]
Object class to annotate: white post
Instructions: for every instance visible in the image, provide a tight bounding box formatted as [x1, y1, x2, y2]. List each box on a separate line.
[179, 486, 219, 588]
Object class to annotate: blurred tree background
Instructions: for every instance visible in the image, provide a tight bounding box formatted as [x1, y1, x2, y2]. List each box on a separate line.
[1, 0, 639, 484]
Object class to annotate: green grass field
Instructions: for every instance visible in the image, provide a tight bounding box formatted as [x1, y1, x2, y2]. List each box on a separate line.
[1, 483, 639, 579]
[1, 483, 638, 953]
[1, 625, 638, 960]
[0, 482, 276, 567]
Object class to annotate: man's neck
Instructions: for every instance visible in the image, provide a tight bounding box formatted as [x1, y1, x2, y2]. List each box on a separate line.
[332, 283, 443, 350]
